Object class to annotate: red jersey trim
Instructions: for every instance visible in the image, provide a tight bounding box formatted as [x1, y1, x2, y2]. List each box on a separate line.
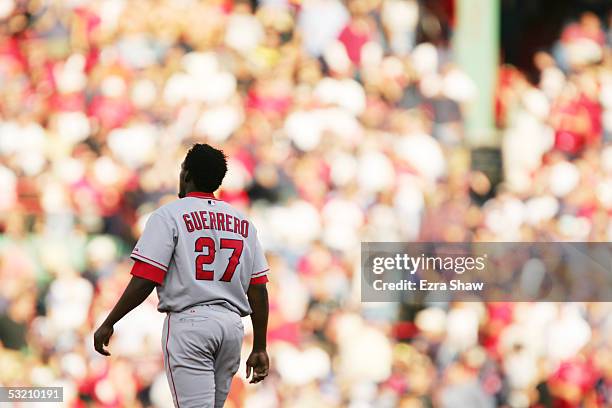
[131, 260, 167, 285]
[186, 192, 220, 200]
[250, 275, 269, 285]
[131, 253, 168, 271]
[252, 268, 269, 277]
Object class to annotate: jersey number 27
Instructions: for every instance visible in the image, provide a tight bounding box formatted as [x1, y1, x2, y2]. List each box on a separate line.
[195, 237, 244, 282]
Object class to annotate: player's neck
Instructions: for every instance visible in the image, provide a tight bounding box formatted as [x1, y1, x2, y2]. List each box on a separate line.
[185, 191, 217, 199]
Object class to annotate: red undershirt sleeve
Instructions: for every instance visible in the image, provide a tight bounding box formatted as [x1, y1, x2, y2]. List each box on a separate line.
[250, 274, 269, 285]
[130, 260, 166, 285]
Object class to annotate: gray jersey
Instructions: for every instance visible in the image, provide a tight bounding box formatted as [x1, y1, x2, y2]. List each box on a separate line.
[130, 192, 269, 316]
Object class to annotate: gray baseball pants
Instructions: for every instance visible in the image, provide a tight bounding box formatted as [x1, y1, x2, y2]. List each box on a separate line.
[162, 304, 244, 408]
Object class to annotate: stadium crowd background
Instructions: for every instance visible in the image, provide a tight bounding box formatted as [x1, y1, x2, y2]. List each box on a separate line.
[0, 0, 611, 407]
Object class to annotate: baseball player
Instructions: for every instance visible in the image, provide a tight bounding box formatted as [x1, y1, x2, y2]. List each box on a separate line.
[94, 144, 270, 408]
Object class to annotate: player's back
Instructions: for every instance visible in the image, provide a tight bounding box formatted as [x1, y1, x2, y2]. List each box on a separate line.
[131, 192, 269, 316]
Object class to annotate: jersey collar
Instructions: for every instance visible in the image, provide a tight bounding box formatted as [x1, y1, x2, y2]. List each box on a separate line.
[186, 192, 218, 200]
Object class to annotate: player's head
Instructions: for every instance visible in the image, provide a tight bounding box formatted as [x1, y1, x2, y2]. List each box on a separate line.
[179, 144, 228, 198]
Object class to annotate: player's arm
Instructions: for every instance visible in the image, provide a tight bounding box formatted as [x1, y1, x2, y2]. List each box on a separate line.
[94, 211, 175, 356]
[246, 283, 269, 383]
[93, 275, 157, 356]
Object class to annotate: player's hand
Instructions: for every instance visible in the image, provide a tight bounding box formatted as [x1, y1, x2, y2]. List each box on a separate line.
[246, 350, 269, 384]
[93, 323, 114, 356]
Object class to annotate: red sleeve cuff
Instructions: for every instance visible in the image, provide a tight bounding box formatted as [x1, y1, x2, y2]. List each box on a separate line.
[131, 260, 166, 285]
[250, 275, 269, 285]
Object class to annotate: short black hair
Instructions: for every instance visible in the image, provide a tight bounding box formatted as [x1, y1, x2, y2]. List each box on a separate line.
[184, 144, 228, 192]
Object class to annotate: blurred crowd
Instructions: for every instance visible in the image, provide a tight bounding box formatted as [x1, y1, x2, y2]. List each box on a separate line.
[0, 0, 611, 407]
